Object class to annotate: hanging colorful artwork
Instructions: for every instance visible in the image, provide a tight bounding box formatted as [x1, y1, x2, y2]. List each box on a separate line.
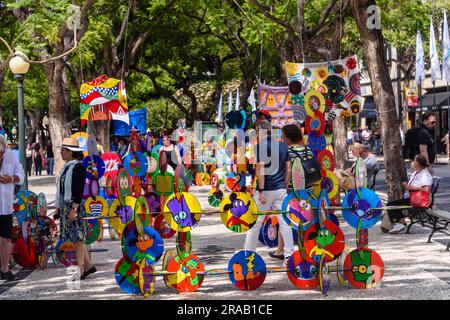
[258, 83, 294, 128]
[285, 55, 363, 120]
[79, 75, 129, 126]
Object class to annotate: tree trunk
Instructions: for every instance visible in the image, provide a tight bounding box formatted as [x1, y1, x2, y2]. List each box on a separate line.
[87, 120, 110, 153]
[46, 62, 71, 180]
[352, 0, 407, 201]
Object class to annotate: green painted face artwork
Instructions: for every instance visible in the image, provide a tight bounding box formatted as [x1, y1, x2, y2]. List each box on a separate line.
[118, 169, 131, 199]
[315, 228, 335, 248]
[350, 250, 372, 283]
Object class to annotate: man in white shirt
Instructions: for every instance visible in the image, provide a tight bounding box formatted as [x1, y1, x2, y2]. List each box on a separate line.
[0, 135, 25, 281]
[361, 126, 371, 148]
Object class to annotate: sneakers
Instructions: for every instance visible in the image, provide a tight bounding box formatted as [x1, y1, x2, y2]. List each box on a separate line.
[80, 266, 97, 280]
[0, 271, 19, 282]
[388, 223, 406, 234]
[268, 252, 284, 260]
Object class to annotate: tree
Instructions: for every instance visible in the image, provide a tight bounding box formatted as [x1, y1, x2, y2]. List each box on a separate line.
[352, 0, 407, 201]
[9, 0, 95, 176]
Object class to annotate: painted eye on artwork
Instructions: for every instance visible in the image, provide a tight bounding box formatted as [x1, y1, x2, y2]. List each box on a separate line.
[358, 265, 367, 274]
[353, 266, 358, 272]
[310, 265, 317, 277]
[365, 210, 372, 218]
[300, 200, 307, 207]
[305, 203, 311, 211]
[351, 203, 358, 211]
[178, 211, 187, 220]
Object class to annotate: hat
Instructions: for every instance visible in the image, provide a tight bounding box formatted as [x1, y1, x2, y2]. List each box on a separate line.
[59, 137, 83, 152]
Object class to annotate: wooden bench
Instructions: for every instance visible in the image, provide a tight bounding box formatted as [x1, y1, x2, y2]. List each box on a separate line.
[405, 176, 441, 234]
[426, 208, 450, 251]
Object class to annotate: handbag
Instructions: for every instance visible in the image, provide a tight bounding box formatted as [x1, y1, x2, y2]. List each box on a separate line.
[409, 191, 430, 208]
[291, 147, 322, 188]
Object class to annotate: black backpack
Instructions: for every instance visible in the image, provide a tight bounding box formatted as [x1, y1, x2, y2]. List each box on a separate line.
[403, 127, 420, 160]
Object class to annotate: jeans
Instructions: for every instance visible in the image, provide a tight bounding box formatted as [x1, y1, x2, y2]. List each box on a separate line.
[374, 139, 382, 154]
[46, 157, 54, 175]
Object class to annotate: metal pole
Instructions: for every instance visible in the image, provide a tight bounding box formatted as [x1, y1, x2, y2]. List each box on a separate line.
[433, 81, 438, 156]
[15, 74, 28, 190]
[396, 51, 402, 124]
[447, 82, 450, 160]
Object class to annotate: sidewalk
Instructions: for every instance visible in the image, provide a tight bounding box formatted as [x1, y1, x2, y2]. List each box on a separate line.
[2, 178, 450, 300]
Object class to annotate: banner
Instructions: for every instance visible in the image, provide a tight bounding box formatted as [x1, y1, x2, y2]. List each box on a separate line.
[113, 107, 147, 136]
[257, 83, 294, 128]
[285, 55, 363, 121]
[443, 12, 450, 82]
[430, 19, 441, 83]
[80, 75, 129, 126]
[415, 30, 425, 86]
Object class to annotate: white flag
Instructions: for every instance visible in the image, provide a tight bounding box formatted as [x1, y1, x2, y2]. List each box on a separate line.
[235, 88, 240, 111]
[443, 12, 450, 82]
[415, 30, 425, 86]
[227, 90, 233, 112]
[248, 87, 256, 111]
[430, 19, 441, 82]
[215, 93, 223, 123]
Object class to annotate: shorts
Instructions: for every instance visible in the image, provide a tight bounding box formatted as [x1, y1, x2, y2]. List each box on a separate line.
[0, 214, 13, 239]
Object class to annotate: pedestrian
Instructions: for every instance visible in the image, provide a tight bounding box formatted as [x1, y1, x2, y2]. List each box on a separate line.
[55, 137, 96, 280]
[357, 144, 379, 183]
[161, 134, 182, 172]
[417, 112, 437, 174]
[441, 131, 449, 156]
[380, 154, 432, 234]
[46, 142, 54, 175]
[374, 127, 381, 154]
[33, 144, 42, 176]
[26, 143, 32, 176]
[0, 135, 25, 281]
[347, 128, 354, 146]
[268, 124, 315, 261]
[361, 126, 372, 149]
[353, 128, 362, 144]
[244, 120, 294, 265]
[117, 138, 128, 158]
[110, 137, 118, 153]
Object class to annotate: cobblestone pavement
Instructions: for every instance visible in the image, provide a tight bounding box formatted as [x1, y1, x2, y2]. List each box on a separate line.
[1, 175, 449, 300]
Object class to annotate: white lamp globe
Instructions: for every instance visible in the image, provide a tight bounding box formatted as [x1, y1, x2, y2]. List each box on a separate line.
[9, 51, 30, 75]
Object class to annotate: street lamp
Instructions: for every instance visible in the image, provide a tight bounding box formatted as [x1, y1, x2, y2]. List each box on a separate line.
[42, 115, 49, 146]
[9, 51, 30, 190]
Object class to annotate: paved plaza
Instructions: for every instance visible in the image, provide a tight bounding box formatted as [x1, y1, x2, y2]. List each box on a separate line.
[0, 173, 449, 300]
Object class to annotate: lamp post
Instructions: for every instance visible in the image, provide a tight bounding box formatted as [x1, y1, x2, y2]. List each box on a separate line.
[9, 51, 30, 190]
[42, 114, 49, 146]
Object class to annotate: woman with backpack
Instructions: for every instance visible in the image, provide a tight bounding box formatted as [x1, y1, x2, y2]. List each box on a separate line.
[268, 124, 316, 260]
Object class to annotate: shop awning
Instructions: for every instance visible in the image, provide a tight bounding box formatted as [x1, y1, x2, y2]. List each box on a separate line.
[410, 91, 450, 112]
[360, 97, 377, 118]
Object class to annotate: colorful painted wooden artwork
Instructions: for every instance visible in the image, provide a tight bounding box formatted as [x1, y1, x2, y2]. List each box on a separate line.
[343, 248, 384, 289]
[286, 250, 319, 290]
[220, 192, 257, 233]
[228, 250, 266, 291]
[162, 192, 202, 232]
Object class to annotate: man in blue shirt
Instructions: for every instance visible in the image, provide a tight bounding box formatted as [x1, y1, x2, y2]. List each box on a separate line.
[244, 120, 294, 265]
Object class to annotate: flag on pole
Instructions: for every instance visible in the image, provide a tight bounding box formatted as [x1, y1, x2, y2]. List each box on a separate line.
[430, 19, 441, 83]
[235, 88, 240, 111]
[415, 30, 426, 86]
[443, 12, 450, 82]
[215, 93, 223, 123]
[228, 90, 233, 112]
[248, 87, 256, 111]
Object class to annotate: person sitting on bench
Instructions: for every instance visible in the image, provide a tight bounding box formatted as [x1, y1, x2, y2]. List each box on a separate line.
[380, 154, 432, 234]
